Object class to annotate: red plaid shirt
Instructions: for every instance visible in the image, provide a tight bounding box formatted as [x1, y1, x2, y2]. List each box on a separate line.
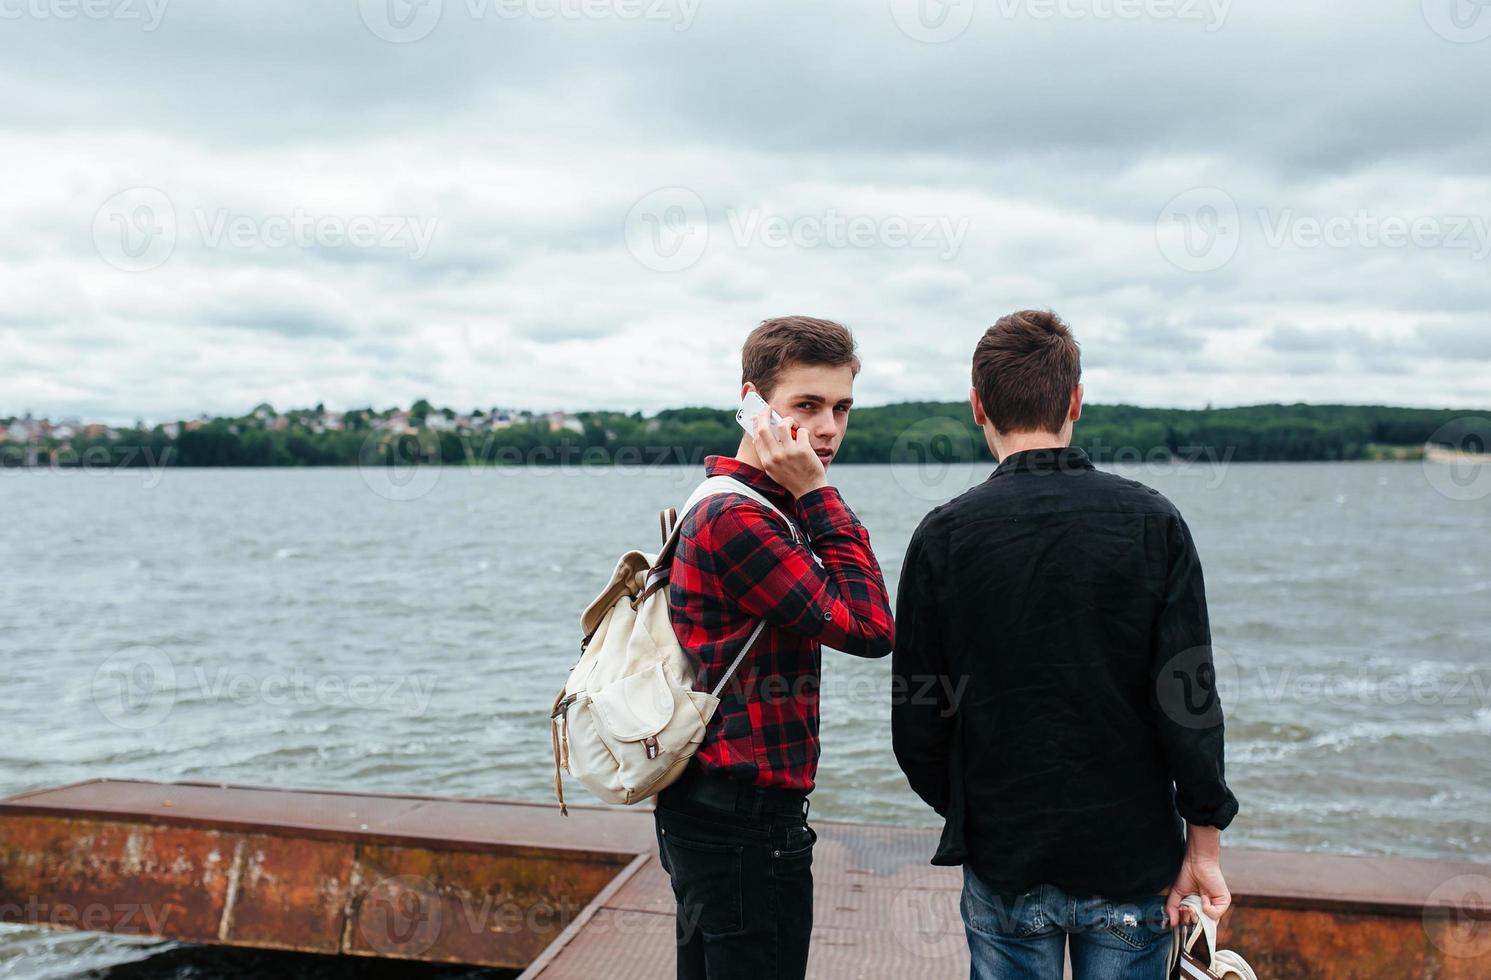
[667, 456, 895, 793]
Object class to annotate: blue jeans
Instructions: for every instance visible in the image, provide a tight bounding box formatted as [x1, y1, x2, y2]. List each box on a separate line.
[961, 867, 1172, 980]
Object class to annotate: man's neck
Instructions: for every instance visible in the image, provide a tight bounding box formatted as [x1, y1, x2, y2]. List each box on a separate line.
[988, 429, 1069, 462]
[734, 436, 764, 471]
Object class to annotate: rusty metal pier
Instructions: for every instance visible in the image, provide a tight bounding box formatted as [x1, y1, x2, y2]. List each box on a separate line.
[2, 779, 1488, 977]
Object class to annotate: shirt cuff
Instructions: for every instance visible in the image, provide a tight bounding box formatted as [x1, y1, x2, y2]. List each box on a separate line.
[796, 486, 860, 539]
[1176, 792, 1239, 831]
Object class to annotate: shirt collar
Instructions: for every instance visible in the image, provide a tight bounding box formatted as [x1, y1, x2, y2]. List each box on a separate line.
[991, 445, 1095, 479]
[704, 455, 796, 507]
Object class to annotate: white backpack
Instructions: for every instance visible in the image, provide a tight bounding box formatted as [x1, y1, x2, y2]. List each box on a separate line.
[549, 476, 801, 814]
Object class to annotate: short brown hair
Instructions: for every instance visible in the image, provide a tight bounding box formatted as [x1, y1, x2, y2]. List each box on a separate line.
[972, 310, 1082, 434]
[741, 316, 860, 399]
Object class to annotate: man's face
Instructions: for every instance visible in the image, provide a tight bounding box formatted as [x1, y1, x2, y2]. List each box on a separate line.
[759, 361, 856, 468]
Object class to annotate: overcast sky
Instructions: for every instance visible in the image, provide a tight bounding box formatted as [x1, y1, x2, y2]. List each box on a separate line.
[3, 0, 1489, 424]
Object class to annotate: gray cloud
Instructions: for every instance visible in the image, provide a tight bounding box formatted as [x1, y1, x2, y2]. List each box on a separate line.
[2, 0, 1489, 423]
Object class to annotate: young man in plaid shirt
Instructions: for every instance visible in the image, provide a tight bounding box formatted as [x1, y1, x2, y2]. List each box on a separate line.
[655, 315, 896, 980]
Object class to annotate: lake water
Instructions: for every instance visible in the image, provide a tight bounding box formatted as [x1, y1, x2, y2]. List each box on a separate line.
[1, 459, 1488, 977]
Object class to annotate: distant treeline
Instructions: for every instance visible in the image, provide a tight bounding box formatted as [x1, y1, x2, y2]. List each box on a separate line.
[9, 402, 1487, 468]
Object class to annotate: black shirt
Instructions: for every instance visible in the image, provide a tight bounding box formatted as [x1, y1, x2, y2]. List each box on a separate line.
[891, 446, 1239, 899]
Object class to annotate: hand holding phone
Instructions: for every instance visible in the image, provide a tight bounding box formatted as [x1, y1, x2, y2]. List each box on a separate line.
[736, 390, 787, 437]
[738, 389, 825, 498]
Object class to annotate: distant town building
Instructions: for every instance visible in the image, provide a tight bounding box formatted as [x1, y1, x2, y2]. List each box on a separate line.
[546, 412, 585, 435]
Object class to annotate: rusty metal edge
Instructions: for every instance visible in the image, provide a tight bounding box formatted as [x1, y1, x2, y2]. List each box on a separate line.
[0, 777, 114, 803]
[513, 851, 656, 980]
[1233, 891, 1491, 920]
[0, 777, 642, 816]
[0, 811, 642, 869]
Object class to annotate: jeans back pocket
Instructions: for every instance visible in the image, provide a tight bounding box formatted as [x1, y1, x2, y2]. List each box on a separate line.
[962, 870, 1048, 939]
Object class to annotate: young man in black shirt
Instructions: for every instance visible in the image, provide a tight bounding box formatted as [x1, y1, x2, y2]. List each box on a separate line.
[892, 310, 1238, 979]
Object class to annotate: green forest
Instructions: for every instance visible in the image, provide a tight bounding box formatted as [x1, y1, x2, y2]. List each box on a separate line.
[8, 401, 1486, 468]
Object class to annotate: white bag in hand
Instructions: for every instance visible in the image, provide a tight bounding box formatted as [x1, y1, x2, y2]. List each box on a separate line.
[1168, 895, 1258, 980]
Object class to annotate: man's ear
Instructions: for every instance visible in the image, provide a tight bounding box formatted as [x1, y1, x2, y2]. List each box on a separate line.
[1070, 383, 1084, 423]
[969, 387, 987, 427]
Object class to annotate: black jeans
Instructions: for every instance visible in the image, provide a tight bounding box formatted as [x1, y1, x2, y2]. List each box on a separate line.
[653, 769, 817, 980]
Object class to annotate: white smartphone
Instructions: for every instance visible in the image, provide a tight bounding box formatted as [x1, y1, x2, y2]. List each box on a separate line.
[736, 390, 786, 437]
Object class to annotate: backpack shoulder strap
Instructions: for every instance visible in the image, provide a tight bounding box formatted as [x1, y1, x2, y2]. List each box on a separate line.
[656, 476, 799, 563]
[646, 475, 802, 698]
[639, 476, 800, 602]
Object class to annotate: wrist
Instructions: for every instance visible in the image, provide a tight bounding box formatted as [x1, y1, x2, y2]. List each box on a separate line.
[791, 477, 829, 499]
[1184, 824, 1222, 863]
